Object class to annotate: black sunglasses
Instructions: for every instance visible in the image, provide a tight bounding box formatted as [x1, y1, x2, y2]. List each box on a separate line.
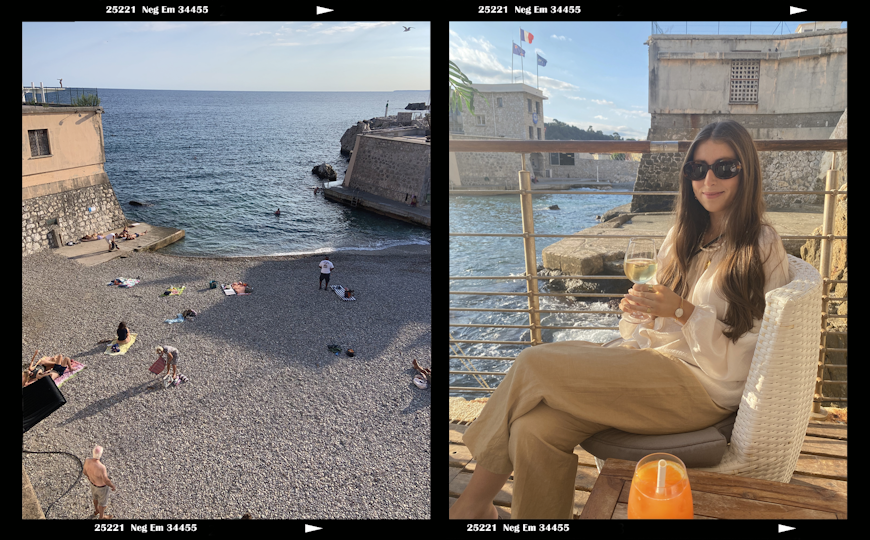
[683, 159, 742, 181]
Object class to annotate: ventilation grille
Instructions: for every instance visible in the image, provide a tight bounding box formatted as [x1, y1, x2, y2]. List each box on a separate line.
[730, 59, 759, 103]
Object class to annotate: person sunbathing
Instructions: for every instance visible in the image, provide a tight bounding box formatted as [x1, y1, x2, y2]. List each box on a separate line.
[23, 354, 74, 385]
[81, 233, 105, 241]
[116, 322, 132, 344]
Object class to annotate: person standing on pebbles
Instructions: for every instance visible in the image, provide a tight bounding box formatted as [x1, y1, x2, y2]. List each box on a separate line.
[83, 445, 116, 519]
[155, 345, 179, 380]
[318, 256, 334, 290]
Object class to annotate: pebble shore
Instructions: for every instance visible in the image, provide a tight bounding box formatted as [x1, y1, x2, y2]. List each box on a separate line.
[22, 245, 431, 520]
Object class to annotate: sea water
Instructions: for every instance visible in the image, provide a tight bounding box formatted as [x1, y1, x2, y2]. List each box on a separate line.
[98, 88, 430, 257]
[449, 189, 632, 398]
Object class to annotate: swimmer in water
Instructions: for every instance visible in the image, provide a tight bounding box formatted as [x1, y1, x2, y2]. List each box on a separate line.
[275, 208, 280, 216]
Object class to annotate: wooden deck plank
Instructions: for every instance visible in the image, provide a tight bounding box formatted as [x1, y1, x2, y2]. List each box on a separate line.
[449, 418, 847, 518]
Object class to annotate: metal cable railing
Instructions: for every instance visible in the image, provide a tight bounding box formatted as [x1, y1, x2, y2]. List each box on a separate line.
[449, 139, 847, 412]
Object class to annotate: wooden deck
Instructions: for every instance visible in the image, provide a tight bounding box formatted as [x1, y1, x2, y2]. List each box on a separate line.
[449, 418, 847, 519]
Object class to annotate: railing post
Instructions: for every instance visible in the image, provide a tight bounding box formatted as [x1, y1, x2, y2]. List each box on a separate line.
[519, 153, 542, 345]
[812, 156, 839, 415]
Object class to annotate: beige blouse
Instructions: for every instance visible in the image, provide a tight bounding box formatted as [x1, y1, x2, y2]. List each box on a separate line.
[618, 224, 790, 411]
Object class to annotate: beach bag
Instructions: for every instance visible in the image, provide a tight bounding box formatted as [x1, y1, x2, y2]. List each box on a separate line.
[149, 357, 166, 375]
[345, 289, 354, 299]
[209, 281, 217, 289]
[162, 373, 175, 388]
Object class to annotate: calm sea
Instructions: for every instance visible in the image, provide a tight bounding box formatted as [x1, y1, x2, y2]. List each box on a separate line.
[449, 189, 633, 398]
[97, 88, 430, 257]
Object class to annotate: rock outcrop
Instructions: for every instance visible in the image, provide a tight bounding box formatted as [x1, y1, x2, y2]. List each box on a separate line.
[311, 163, 337, 181]
[340, 120, 370, 156]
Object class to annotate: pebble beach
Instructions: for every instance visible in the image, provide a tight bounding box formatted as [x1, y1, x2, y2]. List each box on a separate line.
[22, 245, 431, 520]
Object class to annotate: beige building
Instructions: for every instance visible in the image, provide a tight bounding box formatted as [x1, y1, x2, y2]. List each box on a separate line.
[22, 104, 126, 255]
[449, 83, 548, 140]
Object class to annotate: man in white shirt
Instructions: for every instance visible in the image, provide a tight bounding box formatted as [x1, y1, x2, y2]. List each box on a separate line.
[318, 256, 334, 290]
[105, 232, 117, 252]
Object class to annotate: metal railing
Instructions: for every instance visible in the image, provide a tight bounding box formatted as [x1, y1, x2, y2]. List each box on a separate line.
[23, 84, 99, 106]
[449, 139, 847, 413]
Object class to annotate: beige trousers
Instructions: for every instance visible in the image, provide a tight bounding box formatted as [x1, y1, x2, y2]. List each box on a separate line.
[461, 340, 734, 520]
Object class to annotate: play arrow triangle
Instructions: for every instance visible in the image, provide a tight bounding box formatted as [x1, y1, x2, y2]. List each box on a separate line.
[789, 6, 807, 14]
[778, 524, 796, 533]
[316, 6, 333, 14]
[305, 525, 323, 533]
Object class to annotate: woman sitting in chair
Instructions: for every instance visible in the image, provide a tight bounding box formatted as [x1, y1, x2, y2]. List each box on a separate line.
[449, 120, 791, 520]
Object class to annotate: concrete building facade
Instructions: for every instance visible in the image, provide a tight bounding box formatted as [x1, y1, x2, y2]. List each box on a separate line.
[23, 105, 127, 255]
[450, 83, 637, 188]
[633, 25, 847, 211]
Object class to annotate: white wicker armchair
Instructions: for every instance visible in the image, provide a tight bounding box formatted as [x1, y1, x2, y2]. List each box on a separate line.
[590, 254, 823, 483]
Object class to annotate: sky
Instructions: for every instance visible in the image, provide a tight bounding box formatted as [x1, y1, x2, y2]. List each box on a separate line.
[449, 21, 847, 141]
[23, 21, 430, 92]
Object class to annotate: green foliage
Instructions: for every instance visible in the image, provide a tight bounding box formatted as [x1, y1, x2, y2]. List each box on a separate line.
[72, 93, 101, 107]
[449, 60, 489, 116]
[544, 119, 623, 141]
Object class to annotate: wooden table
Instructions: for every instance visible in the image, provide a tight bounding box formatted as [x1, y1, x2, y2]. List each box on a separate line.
[579, 458, 847, 520]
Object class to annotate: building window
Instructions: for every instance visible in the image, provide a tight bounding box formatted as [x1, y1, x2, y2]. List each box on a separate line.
[535, 101, 540, 114]
[529, 126, 534, 139]
[730, 59, 759, 104]
[528, 98, 532, 113]
[476, 115, 486, 126]
[28, 129, 51, 157]
[497, 97, 503, 107]
[537, 127, 542, 140]
[551, 153, 575, 166]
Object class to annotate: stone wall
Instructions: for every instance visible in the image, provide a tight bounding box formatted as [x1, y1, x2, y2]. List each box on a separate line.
[347, 135, 430, 204]
[23, 176, 127, 255]
[630, 148, 827, 213]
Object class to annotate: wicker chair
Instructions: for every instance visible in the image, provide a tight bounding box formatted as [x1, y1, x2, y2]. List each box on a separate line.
[582, 255, 823, 483]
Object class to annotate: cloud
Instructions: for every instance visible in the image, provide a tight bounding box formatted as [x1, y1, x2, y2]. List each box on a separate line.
[613, 108, 651, 118]
[591, 99, 614, 105]
[319, 21, 396, 35]
[564, 95, 586, 100]
[594, 115, 608, 120]
[551, 34, 572, 41]
[126, 22, 187, 32]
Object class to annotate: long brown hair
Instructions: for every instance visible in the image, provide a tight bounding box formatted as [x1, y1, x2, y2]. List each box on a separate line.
[658, 120, 777, 343]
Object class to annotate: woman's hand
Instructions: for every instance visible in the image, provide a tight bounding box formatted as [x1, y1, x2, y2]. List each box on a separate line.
[622, 283, 683, 319]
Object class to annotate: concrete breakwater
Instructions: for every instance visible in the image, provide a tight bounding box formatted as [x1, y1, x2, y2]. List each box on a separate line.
[539, 204, 827, 299]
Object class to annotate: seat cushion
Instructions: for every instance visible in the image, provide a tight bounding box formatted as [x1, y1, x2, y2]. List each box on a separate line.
[579, 412, 737, 468]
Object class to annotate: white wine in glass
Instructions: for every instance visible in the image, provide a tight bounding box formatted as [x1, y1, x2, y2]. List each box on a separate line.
[623, 238, 657, 323]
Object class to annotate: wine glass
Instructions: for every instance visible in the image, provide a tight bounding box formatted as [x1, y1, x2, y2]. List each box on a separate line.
[627, 453, 694, 519]
[622, 237, 657, 324]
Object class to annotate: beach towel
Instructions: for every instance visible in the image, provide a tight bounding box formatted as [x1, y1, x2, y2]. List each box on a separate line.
[24, 360, 86, 389]
[161, 286, 185, 296]
[329, 285, 356, 301]
[164, 314, 185, 324]
[108, 277, 140, 288]
[104, 333, 138, 355]
[231, 282, 250, 295]
[223, 283, 250, 295]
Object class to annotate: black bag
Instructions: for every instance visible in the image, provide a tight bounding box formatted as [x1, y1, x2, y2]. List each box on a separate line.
[23, 376, 66, 433]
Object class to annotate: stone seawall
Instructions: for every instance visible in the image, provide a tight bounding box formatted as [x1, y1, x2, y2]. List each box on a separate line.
[348, 135, 430, 205]
[23, 176, 127, 256]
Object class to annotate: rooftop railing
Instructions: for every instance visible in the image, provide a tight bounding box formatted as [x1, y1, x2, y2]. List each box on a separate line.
[449, 138, 847, 414]
[23, 84, 99, 106]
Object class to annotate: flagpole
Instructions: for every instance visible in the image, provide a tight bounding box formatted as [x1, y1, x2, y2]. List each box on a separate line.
[512, 41, 514, 83]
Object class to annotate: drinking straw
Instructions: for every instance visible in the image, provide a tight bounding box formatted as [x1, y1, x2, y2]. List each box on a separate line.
[656, 459, 667, 494]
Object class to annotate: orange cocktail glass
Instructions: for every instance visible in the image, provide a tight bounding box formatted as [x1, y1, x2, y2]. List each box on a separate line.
[627, 453, 693, 519]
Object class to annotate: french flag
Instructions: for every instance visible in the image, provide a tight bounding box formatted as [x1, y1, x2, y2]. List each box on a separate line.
[520, 29, 534, 44]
